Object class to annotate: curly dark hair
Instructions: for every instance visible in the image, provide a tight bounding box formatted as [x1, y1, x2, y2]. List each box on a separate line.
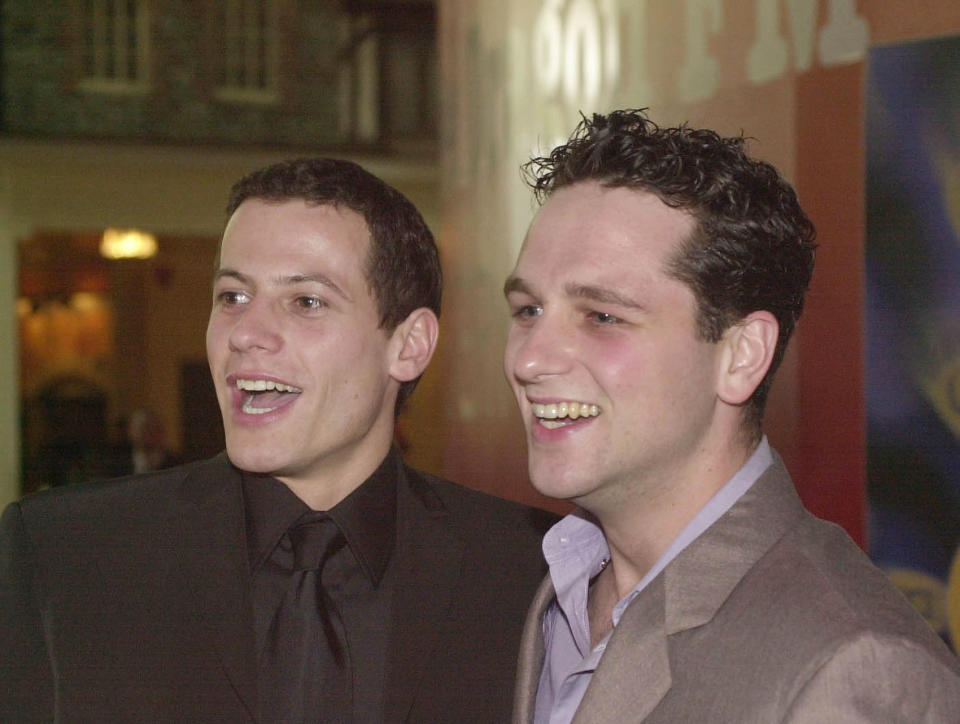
[225, 157, 442, 409]
[523, 109, 816, 434]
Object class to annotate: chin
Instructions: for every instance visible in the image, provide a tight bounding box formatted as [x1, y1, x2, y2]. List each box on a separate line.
[529, 469, 587, 502]
[225, 445, 284, 476]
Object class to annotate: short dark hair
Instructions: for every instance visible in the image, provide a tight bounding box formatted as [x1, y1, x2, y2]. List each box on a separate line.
[523, 109, 816, 435]
[225, 157, 442, 408]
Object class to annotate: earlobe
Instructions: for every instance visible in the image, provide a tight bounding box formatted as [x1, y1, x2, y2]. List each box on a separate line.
[389, 308, 440, 383]
[717, 311, 778, 406]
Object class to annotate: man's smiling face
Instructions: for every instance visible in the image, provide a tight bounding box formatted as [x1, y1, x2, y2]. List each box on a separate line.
[206, 198, 399, 500]
[504, 182, 727, 513]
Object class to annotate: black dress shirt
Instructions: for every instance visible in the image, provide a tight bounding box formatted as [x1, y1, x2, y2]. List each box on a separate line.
[243, 450, 398, 722]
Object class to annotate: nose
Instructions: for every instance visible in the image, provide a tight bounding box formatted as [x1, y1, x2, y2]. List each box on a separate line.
[227, 299, 283, 354]
[505, 311, 576, 384]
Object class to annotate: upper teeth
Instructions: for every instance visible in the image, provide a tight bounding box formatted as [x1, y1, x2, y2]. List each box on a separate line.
[531, 401, 600, 420]
[236, 378, 301, 393]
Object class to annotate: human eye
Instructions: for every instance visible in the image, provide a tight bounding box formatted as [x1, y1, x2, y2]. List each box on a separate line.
[587, 310, 622, 325]
[215, 289, 250, 308]
[291, 295, 327, 313]
[511, 303, 542, 321]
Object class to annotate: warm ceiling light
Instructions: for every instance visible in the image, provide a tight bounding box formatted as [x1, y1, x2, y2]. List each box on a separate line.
[99, 228, 158, 259]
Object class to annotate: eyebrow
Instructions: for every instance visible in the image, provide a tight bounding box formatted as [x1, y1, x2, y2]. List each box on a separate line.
[503, 275, 645, 311]
[565, 283, 646, 311]
[503, 275, 529, 297]
[214, 268, 352, 302]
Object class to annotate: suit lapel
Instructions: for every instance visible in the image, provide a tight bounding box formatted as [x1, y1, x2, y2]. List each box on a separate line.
[662, 455, 804, 635]
[513, 576, 560, 724]
[383, 463, 467, 722]
[568, 455, 806, 722]
[574, 580, 671, 723]
[175, 455, 258, 721]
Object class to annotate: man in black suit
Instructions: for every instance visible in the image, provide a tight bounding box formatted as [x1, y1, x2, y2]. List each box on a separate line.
[1, 158, 553, 722]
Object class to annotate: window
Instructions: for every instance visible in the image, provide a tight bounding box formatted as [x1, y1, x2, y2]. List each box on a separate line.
[214, 0, 281, 104]
[77, 0, 151, 94]
[338, 2, 437, 146]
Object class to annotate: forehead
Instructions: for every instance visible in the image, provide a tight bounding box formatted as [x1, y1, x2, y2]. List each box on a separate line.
[517, 182, 695, 282]
[219, 198, 372, 269]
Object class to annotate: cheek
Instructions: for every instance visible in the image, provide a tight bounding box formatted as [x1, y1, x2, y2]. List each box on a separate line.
[205, 312, 230, 350]
[587, 337, 701, 418]
[585, 335, 642, 386]
[317, 333, 389, 388]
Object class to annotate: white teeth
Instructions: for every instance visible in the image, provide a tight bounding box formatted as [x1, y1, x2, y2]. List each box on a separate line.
[531, 401, 600, 422]
[235, 378, 301, 415]
[242, 398, 277, 415]
[235, 378, 301, 393]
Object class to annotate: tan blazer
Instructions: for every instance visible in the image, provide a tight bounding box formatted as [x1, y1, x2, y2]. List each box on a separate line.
[513, 456, 960, 723]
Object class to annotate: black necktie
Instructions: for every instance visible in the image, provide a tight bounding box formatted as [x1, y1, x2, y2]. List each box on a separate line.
[259, 512, 351, 723]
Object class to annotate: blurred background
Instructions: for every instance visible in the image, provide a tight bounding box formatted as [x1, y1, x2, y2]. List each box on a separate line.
[0, 0, 958, 648]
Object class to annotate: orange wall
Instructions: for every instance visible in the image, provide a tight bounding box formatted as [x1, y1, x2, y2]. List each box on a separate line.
[794, 62, 867, 542]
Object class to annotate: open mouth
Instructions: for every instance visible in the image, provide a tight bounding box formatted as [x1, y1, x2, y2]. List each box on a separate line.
[531, 401, 600, 429]
[235, 378, 302, 415]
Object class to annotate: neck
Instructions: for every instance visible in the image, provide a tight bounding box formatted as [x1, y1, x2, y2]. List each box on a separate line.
[279, 429, 395, 511]
[588, 437, 757, 600]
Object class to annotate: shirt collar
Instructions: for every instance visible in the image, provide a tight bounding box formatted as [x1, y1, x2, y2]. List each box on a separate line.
[542, 437, 774, 646]
[243, 472, 310, 574]
[541, 511, 609, 655]
[326, 447, 397, 587]
[242, 447, 399, 587]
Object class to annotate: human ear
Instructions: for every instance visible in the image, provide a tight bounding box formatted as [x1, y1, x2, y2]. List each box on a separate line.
[389, 308, 439, 383]
[716, 310, 778, 406]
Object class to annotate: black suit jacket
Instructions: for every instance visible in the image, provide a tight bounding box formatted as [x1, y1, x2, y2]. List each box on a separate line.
[1, 453, 555, 722]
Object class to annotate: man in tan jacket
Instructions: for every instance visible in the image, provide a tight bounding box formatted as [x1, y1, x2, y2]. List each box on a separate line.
[505, 109, 960, 722]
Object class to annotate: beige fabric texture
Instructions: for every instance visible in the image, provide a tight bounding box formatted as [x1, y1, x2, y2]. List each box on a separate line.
[513, 456, 960, 723]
